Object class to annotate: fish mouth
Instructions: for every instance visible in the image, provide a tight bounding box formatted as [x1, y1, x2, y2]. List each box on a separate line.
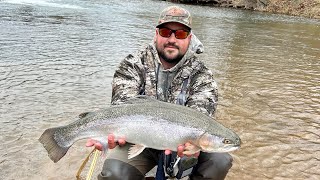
[202, 144, 240, 153]
[225, 146, 240, 152]
[214, 145, 240, 153]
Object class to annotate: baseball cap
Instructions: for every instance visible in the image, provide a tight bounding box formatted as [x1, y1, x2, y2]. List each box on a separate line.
[156, 6, 192, 29]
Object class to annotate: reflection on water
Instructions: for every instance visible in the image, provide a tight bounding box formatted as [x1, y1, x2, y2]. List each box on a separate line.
[0, 0, 319, 179]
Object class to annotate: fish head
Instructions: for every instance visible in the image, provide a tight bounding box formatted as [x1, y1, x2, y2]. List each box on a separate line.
[198, 132, 241, 153]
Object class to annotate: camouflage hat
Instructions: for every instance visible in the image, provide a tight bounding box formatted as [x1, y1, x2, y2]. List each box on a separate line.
[156, 6, 192, 29]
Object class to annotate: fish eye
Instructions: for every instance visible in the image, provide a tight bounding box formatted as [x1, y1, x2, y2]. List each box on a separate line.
[223, 139, 232, 144]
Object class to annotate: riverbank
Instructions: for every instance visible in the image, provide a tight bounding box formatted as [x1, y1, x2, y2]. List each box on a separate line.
[163, 0, 320, 19]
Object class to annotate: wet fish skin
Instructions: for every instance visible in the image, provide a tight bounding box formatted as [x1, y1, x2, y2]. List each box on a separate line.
[39, 96, 241, 163]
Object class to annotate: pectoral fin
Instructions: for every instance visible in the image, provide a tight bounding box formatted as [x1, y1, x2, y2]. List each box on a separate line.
[128, 144, 146, 159]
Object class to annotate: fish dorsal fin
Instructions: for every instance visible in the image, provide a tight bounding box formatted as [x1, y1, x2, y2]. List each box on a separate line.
[78, 112, 93, 119]
[121, 95, 157, 105]
[128, 144, 146, 159]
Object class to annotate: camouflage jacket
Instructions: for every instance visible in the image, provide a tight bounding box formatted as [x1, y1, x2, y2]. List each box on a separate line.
[111, 37, 218, 116]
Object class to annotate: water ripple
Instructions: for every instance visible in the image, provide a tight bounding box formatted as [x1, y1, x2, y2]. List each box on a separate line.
[1, 0, 320, 179]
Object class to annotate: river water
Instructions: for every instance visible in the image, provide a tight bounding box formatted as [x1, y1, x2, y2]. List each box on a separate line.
[0, 0, 319, 179]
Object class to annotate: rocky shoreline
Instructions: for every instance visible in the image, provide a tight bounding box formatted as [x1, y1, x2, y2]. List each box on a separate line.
[163, 0, 320, 19]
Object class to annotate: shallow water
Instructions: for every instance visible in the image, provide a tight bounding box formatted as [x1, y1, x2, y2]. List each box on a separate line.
[0, 0, 319, 179]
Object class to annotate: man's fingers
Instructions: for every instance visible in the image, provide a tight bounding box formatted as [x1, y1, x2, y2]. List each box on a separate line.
[85, 139, 95, 147]
[165, 149, 171, 155]
[118, 138, 126, 146]
[94, 143, 103, 151]
[108, 134, 115, 143]
[108, 134, 117, 149]
[86, 139, 103, 151]
[177, 145, 185, 157]
[186, 152, 200, 158]
[176, 142, 200, 158]
[194, 152, 200, 157]
[87, 135, 126, 151]
[86, 139, 98, 147]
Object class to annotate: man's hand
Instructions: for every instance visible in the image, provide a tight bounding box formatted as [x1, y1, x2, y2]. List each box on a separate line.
[165, 142, 200, 157]
[86, 134, 126, 151]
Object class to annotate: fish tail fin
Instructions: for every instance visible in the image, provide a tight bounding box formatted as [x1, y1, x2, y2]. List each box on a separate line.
[39, 128, 70, 163]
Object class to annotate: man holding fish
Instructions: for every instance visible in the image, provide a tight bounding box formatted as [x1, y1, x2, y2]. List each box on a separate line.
[87, 6, 235, 180]
[38, 5, 240, 180]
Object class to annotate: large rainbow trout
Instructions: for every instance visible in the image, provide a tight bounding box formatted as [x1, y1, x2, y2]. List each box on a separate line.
[39, 96, 241, 163]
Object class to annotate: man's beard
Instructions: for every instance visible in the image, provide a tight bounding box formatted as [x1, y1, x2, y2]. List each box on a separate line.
[156, 43, 184, 64]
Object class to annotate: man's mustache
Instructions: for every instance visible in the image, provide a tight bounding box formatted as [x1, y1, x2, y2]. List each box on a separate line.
[164, 43, 179, 49]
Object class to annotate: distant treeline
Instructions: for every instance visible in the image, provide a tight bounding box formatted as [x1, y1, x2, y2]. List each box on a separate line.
[162, 0, 320, 19]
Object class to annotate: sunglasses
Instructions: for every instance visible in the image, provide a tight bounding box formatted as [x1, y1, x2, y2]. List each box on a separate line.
[158, 27, 190, 39]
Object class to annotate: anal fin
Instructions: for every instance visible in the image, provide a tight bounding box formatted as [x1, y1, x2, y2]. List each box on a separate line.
[128, 144, 146, 159]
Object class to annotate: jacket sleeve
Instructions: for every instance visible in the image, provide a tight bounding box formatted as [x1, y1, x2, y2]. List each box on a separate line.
[111, 53, 145, 104]
[186, 66, 218, 117]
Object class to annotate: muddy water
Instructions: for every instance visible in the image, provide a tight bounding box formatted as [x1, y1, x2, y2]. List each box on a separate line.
[0, 0, 319, 179]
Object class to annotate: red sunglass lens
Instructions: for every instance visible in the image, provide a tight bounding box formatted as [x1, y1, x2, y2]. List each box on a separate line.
[175, 30, 189, 39]
[159, 28, 172, 38]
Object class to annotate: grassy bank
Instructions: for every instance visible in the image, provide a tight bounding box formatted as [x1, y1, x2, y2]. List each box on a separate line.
[164, 0, 320, 19]
[254, 0, 320, 19]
